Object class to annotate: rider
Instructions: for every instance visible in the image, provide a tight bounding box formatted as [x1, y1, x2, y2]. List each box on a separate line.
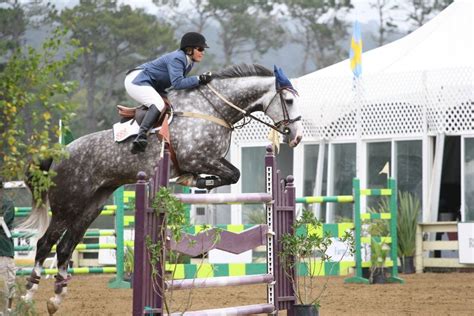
[124, 32, 214, 154]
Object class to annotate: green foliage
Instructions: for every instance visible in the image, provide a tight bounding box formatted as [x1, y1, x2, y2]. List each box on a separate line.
[246, 207, 266, 224]
[54, 1, 176, 135]
[397, 191, 420, 257]
[279, 209, 354, 306]
[370, 239, 389, 268]
[366, 197, 390, 237]
[0, 28, 81, 200]
[369, 239, 389, 283]
[124, 244, 134, 274]
[0, 5, 26, 54]
[11, 280, 38, 315]
[145, 187, 189, 314]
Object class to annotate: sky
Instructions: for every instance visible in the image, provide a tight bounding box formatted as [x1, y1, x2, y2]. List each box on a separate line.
[50, 0, 382, 23]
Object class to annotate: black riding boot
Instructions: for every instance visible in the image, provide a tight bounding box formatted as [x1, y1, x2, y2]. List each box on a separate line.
[131, 105, 161, 154]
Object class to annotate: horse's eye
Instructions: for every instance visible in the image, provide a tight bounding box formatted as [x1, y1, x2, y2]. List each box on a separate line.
[285, 99, 294, 105]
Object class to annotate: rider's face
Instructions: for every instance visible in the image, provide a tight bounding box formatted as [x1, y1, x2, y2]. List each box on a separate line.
[192, 47, 205, 62]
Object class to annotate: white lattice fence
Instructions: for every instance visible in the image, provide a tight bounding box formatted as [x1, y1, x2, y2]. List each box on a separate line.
[233, 67, 473, 144]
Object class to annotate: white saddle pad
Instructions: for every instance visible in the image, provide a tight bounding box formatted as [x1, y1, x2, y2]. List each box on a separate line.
[113, 112, 174, 142]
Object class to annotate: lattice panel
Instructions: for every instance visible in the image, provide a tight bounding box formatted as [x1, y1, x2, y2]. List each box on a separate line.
[233, 67, 473, 144]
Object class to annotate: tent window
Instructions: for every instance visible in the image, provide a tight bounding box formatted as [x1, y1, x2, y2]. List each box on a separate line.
[396, 140, 423, 213]
[464, 138, 474, 221]
[367, 142, 392, 209]
[241, 145, 293, 224]
[332, 143, 356, 221]
[303, 144, 328, 222]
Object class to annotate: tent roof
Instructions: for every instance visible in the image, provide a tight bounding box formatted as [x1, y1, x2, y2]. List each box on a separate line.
[299, 0, 473, 80]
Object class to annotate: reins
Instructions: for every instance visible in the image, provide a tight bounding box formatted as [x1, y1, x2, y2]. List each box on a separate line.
[206, 83, 300, 135]
[172, 80, 301, 136]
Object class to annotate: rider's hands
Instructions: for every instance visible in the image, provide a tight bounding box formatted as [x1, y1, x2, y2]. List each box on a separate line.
[199, 72, 213, 85]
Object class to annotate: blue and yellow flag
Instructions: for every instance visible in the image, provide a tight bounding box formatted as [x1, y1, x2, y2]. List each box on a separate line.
[350, 21, 362, 78]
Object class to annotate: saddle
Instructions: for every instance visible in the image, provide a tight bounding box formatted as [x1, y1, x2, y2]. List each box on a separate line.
[116, 98, 172, 128]
[113, 100, 172, 143]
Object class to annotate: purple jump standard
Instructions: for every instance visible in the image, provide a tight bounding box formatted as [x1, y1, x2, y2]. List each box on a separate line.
[133, 145, 296, 315]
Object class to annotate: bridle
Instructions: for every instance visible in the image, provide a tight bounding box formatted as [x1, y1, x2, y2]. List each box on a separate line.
[205, 83, 301, 135]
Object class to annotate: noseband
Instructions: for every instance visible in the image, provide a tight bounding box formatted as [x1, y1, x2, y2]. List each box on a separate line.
[206, 84, 301, 135]
[263, 90, 302, 135]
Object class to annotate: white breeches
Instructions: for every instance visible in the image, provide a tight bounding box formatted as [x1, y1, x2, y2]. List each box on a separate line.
[124, 70, 165, 111]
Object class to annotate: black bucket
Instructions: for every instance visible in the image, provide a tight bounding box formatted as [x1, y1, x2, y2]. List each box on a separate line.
[294, 304, 319, 316]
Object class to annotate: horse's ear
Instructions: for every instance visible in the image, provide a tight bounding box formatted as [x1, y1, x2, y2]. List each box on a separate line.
[273, 65, 298, 96]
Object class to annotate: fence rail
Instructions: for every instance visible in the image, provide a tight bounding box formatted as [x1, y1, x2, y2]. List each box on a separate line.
[415, 221, 472, 271]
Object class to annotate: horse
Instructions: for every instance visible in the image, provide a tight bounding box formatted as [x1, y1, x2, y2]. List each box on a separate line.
[20, 63, 303, 314]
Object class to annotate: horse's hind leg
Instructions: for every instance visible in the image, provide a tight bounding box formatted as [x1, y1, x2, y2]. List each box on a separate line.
[22, 216, 68, 302]
[195, 157, 241, 189]
[46, 208, 103, 314]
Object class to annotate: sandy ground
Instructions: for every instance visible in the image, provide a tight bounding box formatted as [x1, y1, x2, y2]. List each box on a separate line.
[14, 272, 474, 315]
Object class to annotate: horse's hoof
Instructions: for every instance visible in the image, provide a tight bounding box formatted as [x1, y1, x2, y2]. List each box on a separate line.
[47, 298, 59, 315]
[20, 294, 31, 302]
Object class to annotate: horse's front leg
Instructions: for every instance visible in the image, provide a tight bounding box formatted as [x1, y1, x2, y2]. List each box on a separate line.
[179, 157, 240, 190]
[22, 217, 68, 303]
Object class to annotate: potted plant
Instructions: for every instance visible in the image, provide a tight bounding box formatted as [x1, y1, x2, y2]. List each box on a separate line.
[369, 239, 389, 284]
[364, 205, 390, 279]
[397, 191, 421, 274]
[279, 209, 354, 315]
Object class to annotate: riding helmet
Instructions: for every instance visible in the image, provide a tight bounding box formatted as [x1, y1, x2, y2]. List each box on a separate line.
[180, 32, 209, 49]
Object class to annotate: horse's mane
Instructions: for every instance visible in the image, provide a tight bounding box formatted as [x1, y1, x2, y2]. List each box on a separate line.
[213, 63, 273, 79]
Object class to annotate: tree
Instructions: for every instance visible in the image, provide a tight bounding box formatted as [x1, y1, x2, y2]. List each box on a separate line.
[205, 0, 285, 65]
[403, 0, 453, 33]
[277, 0, 353, 73]
[370, 0, 399, 47]
[0, 1, 25, 55]
[55, 0, 176, 134]
[153, 0, 285, 66]
[0, 0, 55, 57]
[0, 28, 80, 195]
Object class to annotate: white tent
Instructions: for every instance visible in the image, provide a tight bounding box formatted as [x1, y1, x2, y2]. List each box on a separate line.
[294, 0, 473, 140]
[301, 0, 473, 77]
[291, 0, 473, 223]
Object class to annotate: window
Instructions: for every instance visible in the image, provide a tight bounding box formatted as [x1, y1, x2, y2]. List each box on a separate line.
[367, 142, 391, 209]
[303, 144, 327, 221]
[241, 145, 293, 224]
[332, 143, 356, 220]
[396, 140, 423, 209]
[464, 138, 474, 221]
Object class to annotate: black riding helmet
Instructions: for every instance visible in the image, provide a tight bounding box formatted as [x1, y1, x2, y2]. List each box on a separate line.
[180, 32, 209, 50]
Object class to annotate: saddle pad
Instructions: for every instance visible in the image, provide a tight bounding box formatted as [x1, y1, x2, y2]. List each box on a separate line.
[113, 120, 140, 142]
[113, 112, 174, 143]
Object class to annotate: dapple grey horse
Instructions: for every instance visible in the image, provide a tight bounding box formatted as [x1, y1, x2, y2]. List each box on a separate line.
[21, 64, 303, 313]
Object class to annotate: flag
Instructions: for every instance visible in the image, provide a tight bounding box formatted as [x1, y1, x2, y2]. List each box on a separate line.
[350, 20, 362, 78]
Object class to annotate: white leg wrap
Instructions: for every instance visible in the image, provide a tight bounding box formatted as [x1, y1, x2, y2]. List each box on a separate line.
[21, 284, 38, 302]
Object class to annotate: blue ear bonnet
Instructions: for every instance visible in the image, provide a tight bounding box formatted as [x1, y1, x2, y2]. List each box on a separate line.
[274, 65, 298, 96]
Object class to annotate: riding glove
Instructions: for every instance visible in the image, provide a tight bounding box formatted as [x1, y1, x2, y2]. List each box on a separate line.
[199, 72, 213, 85]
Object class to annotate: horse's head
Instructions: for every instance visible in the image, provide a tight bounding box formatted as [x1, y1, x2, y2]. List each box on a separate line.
[252, 65, 303, 147]
[202, 64, 303, 147]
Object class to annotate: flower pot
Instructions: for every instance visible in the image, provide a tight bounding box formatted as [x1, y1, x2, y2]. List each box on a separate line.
[362, 267, 371, 279]
[125, 272, 134, 288]
[401, 256, 415, 274]
[371, 268, 387, 284]
[294, 304, 319, 316]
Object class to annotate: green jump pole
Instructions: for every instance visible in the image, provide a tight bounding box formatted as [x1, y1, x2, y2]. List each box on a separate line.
[344, 178, 369, 284]
[109, 186, 131, 288]
[387, 178, 404, 284]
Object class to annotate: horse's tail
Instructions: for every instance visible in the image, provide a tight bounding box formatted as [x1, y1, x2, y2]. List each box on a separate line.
[18, 158, 53, 238]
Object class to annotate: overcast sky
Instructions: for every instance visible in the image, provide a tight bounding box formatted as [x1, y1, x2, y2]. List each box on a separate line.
[50, 0, 381, 23]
